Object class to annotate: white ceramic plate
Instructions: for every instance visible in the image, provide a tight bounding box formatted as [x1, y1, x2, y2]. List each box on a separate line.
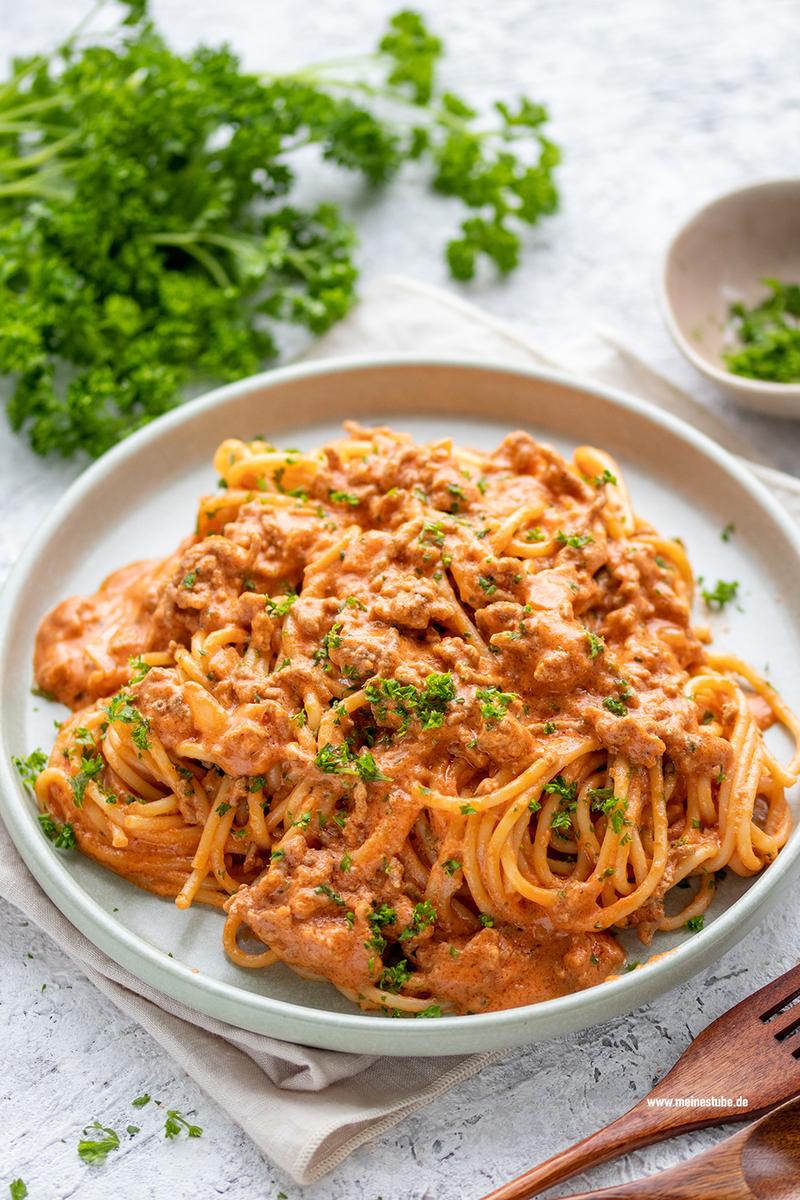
[2, 357, 799, 1056]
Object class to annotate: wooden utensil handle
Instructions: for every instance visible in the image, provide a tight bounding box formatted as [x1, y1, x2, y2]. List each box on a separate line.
[477, 1102, 703, 1200]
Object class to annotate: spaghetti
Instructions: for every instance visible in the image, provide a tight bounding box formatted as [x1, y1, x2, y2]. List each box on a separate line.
[32, 423, 800, 1015]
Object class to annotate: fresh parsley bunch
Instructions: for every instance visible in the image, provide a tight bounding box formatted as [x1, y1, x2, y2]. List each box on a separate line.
[0, 2, 560, 457]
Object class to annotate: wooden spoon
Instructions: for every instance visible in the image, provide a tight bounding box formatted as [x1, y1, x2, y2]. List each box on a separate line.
[553, 1093, 800, 1199]
[479, 961, 800, 1200]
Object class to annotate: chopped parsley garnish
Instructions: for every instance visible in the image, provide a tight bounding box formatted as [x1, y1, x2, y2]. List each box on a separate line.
[314, 742, 390, 782]
[588, 787, 630, 834]
[9, 1182, 27, 1200]
[399, 899, 436, 940]
[329, 490, 360, 507]
[602, 696, 627, 717]
[724, 280, 800, 384]
[365, 673, 457, 732]
[556, 530, 593, 549]
[265, 591, 298, 617]
[476, 685, 517, 722]
[701, 579, 739, 611]
[12, 748, 47, 787]
[721, 521, 736, 542]
[69, 754, 104, 806]
[476, 477, 488, 495]
[524, 527, 546, 542]
[377, 958, 412, 993]
[247, 776, 266, 792]
[77, 1122, 121, 1165]
[339, 595, 366, 611]
[585, 630, 605, 659]
[477, 574, 497, 596]
[543, 775, 577, 802]
[315, 883, 345, 906]
[442, 859, 461, 876]
[103, 691, 151, 752]
[460, 803, 477, 815]
[164, 1110, 203, 1139]
[366, 902, 397, 953]
[312, 622, 342, 670]
[550, 810, 573, 831]
[417, 1004, 442, 1018]
[543, 720, 556, 735]
[340, 852, 353, 873]
[594, 468, 617, 486]
[419, 520, 445, 547]
[38, 812, 76, 849]
[215, 801, 232, 816]
[128, 655, 151, 683]
[181, 570, 197, 590]
[478, 913, 494, 927]
[685, 915, 705, 933]
[447, 481, 466, 511]
[131, 1094, 151, 1108]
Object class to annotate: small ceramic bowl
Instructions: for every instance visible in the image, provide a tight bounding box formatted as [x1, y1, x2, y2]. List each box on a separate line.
[660, 178, 800, 418]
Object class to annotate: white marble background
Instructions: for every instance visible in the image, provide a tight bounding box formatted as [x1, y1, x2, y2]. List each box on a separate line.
[1, 1, 800, 1197]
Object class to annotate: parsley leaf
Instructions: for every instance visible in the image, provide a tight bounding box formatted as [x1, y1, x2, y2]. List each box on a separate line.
[265, 591, 298, 617]
[312, 622, 342, 671]
[0, 6, 559, 458]
[724, 280, 800, 384]
[585, 630, 605, 659]
[12, 748, 47, 788]
[365, 672, 457, 733]
[377, 958, 412, 993]
[476, 685, 517, 722]
[329, 489, 360, 507]
[164, 1110, 203, 1140]
[37, 811, 76, 849]
[701, 579, 739, 611]
[543, 775, 577, 802]
[69, 754, 104, 806]
[77, 1122, 120, 1165]
[556, 530, 593, 549]
[314, 742, 390, 782]
[103, 691, 151, 752]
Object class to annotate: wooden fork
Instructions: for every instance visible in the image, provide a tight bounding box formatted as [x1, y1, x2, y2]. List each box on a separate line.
[479, 961, 800, 1200]
[554, 1093, 800, 1199]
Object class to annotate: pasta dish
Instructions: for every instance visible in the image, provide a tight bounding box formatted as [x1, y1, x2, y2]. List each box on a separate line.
[32, 423, 800, 1016]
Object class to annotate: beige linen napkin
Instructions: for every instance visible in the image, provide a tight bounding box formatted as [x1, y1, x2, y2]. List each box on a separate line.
[2, 273, 799, 1185]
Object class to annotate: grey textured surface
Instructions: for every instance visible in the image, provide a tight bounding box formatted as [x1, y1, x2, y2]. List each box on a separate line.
[2, 1, 800, 1197]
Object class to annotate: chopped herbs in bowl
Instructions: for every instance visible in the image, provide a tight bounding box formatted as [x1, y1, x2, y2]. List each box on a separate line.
[724, 280, 800, 384]
[660, 178, 800, 416]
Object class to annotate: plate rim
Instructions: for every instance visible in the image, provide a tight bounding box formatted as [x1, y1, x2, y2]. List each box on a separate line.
[2, 352, 800, 1055]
